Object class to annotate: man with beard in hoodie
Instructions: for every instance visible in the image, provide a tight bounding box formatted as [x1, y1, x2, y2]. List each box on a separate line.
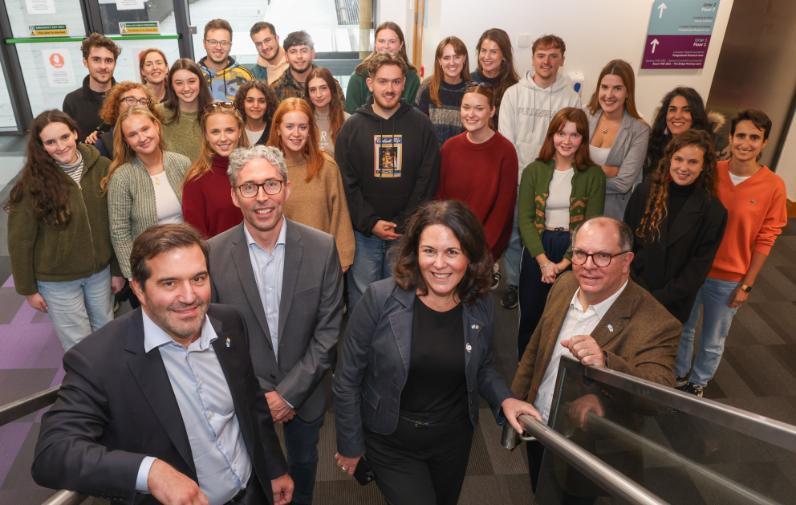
[199, 18, 254, 102]
[335, 52, 439, 309]
[498, 34, 581, 311]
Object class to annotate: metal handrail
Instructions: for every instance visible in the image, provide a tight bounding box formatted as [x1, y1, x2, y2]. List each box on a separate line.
[518, 414, 668, 505]
[40, 490, 86, 505]
[561, 358, 796, 453]
[586, 413, 778, 505]
[0, 385, 59, 426]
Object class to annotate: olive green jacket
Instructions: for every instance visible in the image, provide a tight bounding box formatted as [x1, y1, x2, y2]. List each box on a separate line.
[518, 159, 606, 258]
[8, 144, 119, 295]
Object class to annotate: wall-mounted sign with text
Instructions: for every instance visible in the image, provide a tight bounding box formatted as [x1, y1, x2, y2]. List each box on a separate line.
[119, 21, 160, 35]
[641, 0, 720, 69]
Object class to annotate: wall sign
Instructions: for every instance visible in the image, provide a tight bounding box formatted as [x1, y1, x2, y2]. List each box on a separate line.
[642, 0, 720, 69]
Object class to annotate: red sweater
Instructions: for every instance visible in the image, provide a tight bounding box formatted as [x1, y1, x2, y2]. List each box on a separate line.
[709, 160, 787, 281]
[182, 155, 242, 238]
[437, 131, 518, 260]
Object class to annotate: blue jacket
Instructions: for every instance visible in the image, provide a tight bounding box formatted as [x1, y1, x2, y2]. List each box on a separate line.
[333, 277, 512, 457]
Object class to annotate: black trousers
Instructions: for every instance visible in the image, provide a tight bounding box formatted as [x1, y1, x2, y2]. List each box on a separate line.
[364, 414, 474, 505]
[226, 475, 268, 505]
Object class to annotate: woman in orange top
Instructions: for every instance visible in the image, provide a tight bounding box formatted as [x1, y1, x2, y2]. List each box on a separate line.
[675, 110, 787, 396]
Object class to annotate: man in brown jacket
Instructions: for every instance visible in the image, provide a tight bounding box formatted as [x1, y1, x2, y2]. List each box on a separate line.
[511, 216, 681, 490]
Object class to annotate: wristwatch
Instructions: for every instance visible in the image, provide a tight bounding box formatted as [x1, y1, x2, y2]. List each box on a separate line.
[739, 283, 753, 293]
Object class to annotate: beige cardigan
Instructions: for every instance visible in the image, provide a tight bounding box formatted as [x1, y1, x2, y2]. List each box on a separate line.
[284, 156, 356, 269]
[107, 151, 191, 278]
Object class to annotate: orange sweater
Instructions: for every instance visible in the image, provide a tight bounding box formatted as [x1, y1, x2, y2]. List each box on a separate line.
[709, 160, 787, 281]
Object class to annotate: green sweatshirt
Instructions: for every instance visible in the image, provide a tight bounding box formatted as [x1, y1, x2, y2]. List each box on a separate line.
[344, 67, 421, 114]
[8, 144, 119, 295]
[518, 159, 606, 258]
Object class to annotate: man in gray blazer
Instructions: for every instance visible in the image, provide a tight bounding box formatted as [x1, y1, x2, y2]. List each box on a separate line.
[208, 145, 344, 505]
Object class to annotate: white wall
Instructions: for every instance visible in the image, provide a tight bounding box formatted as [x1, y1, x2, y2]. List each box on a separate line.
[775, 114, 796, 200]
[381, 0, 734, 124]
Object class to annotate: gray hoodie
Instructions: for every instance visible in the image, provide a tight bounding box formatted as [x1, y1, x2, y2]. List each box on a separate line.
[498, 72, 581, 180]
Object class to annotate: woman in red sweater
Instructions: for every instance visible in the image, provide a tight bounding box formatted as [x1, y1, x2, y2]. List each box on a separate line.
[675, 109, 788, 396]
[181, 103, 247, 238]
[437, 83, 518, 276]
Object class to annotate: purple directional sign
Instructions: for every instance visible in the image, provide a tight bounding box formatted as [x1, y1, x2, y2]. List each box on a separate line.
[641, 0, 720, 69]
[642, 34, 712, 69]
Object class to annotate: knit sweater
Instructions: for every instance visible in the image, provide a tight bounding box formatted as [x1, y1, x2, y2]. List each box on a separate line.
[344, 67, 421, 114]
[283, 156, 356, 268]
[156, 104, 202, 162]
[437, 131, 518, 260]
[415, 79, 467, 146]
[107, 151, 191, 278]
[8, 144, 118, 295]
[708, 160, 787, 281]
[518, 159, 605, 258]
[182, 155, 242, 238]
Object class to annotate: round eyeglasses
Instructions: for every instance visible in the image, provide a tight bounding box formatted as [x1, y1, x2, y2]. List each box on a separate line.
[571, 249, 630, 267]
[236, 179, 284, 198]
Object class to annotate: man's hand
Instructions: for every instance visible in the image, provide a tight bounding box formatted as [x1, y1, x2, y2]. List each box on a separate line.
[334, 452, 362, 477]
[265, 391, 295, 423]
[561, 334, 605, 368]
[111, 276, 126, 294]
[147, 458, 208, 505]
[371, 220, 400, 240]
[568, 393, 605, 430]
[501, 398, 541, 434]
[728, 286, 749, 309]
[271, 473, 294, 505]
[26, 293, 48, 312]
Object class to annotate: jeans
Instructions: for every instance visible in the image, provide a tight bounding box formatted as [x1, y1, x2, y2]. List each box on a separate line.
[37, 266, 114, 350]
[347, 230, 394, 310]
[675, 277, 739, 387]
[502, 194, 522, 287]
[282, 413, 324, 505]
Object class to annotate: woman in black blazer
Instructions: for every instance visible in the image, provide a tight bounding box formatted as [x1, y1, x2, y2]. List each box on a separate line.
[333, 200, 537, 505]
[624, 129, 727, 323]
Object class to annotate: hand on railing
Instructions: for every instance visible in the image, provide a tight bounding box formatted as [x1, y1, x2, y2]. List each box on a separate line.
[567, 393, 605, 430]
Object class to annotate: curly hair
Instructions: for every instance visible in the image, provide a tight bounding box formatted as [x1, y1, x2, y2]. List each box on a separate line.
[305, 67, 346, 145]
[233, 80, 278, 141]
[645, 87, 711, 175]
[267, 98, 327, 182]
[425, 36, 470, 108]
[636, 129, 718, 242]
[5, 110, 80, 226]
[81, 33, 120, 60]
[185, 103, 247, 183]
[99, 81, 159, 125]
[393, 200, 493, 304]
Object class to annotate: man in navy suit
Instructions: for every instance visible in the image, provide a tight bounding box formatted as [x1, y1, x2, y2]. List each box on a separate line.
[32, 223, 293, 505]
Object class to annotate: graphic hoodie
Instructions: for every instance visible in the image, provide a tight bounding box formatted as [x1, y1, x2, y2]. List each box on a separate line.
[199, 56, 253, 101]
[498, 72, 581, 180]
[334, 101, 439, 235]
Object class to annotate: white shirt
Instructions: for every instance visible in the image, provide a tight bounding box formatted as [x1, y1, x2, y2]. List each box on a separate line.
[151, 171, 183, 224]
[729, 172, 751, 186]
[589, 145, 611, 166]
[544, 167, 574, 229]
[534, 281, 628, 423]
[245, 127, 265, 146]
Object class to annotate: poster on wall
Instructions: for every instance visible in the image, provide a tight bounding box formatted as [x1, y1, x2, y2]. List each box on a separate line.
[42, 50, 75, 87]
[25, 0, 55, 15]
[641, 0, 720, 69]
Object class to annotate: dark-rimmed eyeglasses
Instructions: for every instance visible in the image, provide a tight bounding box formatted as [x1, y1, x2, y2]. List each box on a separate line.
[236, 179, 284, 198]
[205, 39, 231, 47]
[571, 249, 630, 267]
[121, 96, 151, 107]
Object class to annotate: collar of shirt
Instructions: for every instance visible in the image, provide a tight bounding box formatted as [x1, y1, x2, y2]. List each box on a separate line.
[243, 217, 287, 252]
[143, 310, 217, 353]
[569, 280, 629, 320]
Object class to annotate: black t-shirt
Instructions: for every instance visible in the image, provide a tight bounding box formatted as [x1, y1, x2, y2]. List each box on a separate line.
[400, 298, 467, 422]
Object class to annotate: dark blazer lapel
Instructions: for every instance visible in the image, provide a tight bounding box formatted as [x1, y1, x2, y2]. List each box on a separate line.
[591, 282, 636, 346]
[463, 304, 486, 373]
[278, 220, 302, 346]
[668, 190, 706, 245]
[125, 311, 195, 474]
[208, 312, 247, 402]
[231, 225, 272, 343]
[388, 287, 414, 374]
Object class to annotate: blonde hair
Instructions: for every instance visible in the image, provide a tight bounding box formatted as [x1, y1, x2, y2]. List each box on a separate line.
[184, 104, 247, 183]
[102, 106, 165, 190]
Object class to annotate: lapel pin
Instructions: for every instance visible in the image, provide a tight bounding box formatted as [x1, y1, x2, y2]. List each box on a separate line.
[471, 323, 480, 331]
[465, 343, 472, 353]
[607, 324, 614, 333]
[225, 337, 231, 348]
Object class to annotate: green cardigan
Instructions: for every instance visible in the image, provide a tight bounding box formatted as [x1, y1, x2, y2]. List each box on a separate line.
[107, 151, 190, 278]
[8, 144, 119, 295]
[518, 159, 606, 258]
[344, 67, 421, 114]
